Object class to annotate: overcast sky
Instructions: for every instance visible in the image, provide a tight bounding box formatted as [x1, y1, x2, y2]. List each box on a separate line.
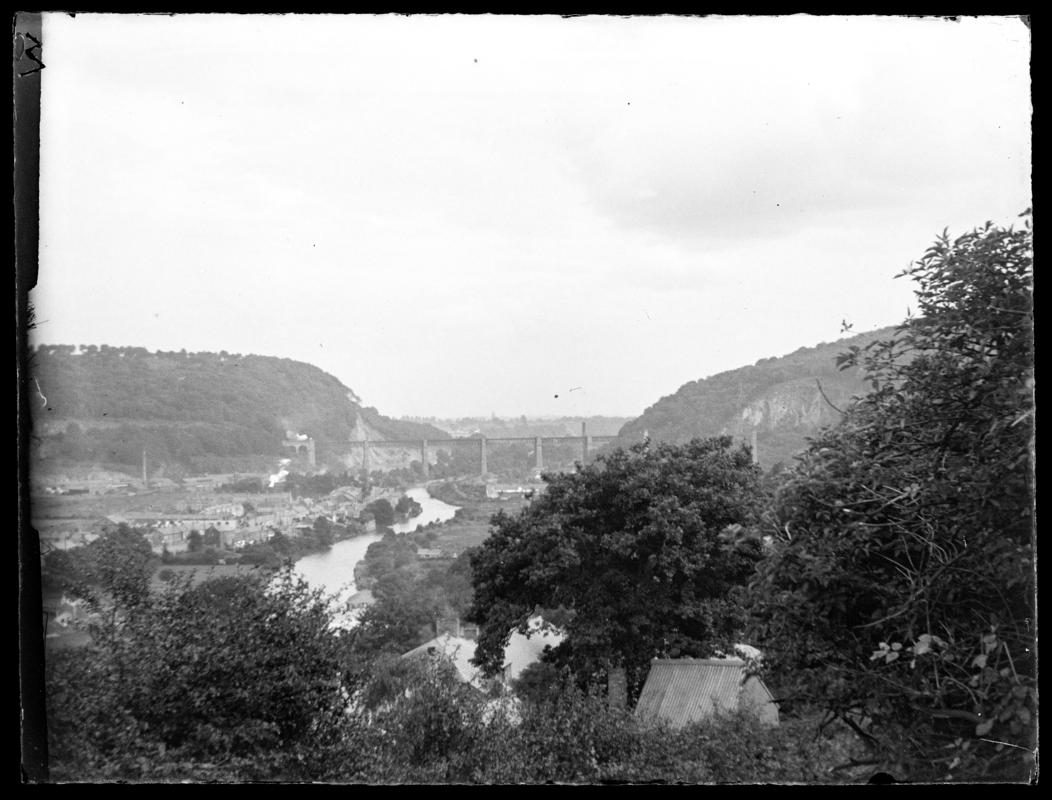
[32, 14, 1031, 419]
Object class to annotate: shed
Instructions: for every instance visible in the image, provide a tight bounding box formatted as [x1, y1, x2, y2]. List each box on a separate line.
[634, 658, 779, 728]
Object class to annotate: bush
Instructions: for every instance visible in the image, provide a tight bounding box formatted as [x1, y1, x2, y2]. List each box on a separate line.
[349, 655, 491, 784]
[750, 216, 1035, 782]
[673, 711, 860, 784]
[46, 569, 353, 782]
[345, 657, 865, 784]
[364, 499, 396, 527]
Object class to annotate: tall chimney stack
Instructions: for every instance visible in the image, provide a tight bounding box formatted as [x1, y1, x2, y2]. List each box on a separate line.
[142, 449, 149, 487]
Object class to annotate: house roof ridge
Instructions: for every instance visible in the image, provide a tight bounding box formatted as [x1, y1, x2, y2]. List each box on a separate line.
[650, 657, 746, 665]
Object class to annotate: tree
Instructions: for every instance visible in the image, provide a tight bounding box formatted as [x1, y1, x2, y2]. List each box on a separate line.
[187, 529, 204, 553]
[84, 524, 156, 611]
[203, 526, 222, 548]
[41, 547, 93, 598]
[269, 530, 291, 556]
[346, 585, 439, 674]
[511, 660, 568, 707]
[750, 216, 1035, 781]
[46, 569, 352, 781]
[365, 498, 396, 528]
[349, 653, 491, 783]
[467, 436, 766, 696]
[395, 494, 422, 517]
[422, 549, 475, 615]
[313, 515, 334, 548]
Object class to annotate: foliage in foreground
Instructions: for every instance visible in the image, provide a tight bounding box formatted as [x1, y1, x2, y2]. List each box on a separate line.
[42, 523, 156, 608]
[47, 451, 1030, 784]
[45, 563, 858, 784]
[342, 656, 860, 785]
[46, 570, 351, 782]
[750, 216, 1035, 782]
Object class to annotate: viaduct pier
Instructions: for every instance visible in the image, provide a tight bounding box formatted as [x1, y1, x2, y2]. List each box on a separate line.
[350, 423, 618, 478]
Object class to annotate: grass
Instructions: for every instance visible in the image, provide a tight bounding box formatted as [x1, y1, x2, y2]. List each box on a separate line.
[150, 562, 263, 592]
[427, 495, 529, 556]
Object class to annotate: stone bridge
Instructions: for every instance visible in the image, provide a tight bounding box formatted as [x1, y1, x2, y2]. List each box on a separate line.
[283, 436, 316, 467]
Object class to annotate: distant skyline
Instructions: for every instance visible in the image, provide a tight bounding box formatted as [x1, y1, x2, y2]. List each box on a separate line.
[32, 14, 1031, 419]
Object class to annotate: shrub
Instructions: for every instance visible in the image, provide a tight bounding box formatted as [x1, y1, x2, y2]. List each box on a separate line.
[46, 569, 352, 782]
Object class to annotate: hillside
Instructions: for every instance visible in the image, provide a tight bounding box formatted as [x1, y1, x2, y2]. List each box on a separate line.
[617, 327, 900, 469]
[29, 345, 447, 474]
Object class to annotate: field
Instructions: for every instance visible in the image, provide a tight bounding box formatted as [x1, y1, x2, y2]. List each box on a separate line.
[149, 562, 262, 592]
[428, 495, 530, 556]
[32, 488, 290, 522]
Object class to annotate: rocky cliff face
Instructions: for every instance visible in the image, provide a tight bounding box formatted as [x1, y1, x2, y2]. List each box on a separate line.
[338, 411, 431, 472]
[618, 328, 897, 469]
[737, 376, 858, 432]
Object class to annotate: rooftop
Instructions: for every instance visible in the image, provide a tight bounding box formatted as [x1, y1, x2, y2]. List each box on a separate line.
[634, 658, 778, 729]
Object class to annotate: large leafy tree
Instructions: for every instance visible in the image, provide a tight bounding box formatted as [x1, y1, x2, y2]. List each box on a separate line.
[344, 570, 442, 677]
[750, 216, 1034, 781]
[467, 436, 766, 695]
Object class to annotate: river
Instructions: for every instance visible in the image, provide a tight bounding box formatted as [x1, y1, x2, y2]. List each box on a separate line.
[293, 486, 459, 625]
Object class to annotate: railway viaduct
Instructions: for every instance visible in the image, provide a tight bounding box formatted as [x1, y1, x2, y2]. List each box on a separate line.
[350, 422, 618, 478]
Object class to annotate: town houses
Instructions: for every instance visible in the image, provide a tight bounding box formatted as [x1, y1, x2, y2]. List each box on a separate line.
[33, 473, 411, 557]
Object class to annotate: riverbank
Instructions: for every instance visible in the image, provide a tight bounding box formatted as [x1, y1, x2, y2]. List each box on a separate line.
[422, 481, 531, 556]
[295, 487, 460, 603]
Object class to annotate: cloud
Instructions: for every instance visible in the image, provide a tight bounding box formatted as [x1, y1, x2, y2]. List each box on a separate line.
[557, 16, 1030, 248]
[33, 14, 1031, 420]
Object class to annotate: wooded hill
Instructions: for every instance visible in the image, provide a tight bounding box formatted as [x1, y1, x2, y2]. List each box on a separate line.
[29, 345, 447, 473]
[616, 327, 900, 469]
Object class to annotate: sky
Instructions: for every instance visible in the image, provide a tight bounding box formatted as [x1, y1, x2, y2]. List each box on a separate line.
[32, 14, 1031, 420]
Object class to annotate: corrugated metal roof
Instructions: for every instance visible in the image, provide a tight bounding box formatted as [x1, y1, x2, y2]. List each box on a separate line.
[634, 658, 776, 729]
